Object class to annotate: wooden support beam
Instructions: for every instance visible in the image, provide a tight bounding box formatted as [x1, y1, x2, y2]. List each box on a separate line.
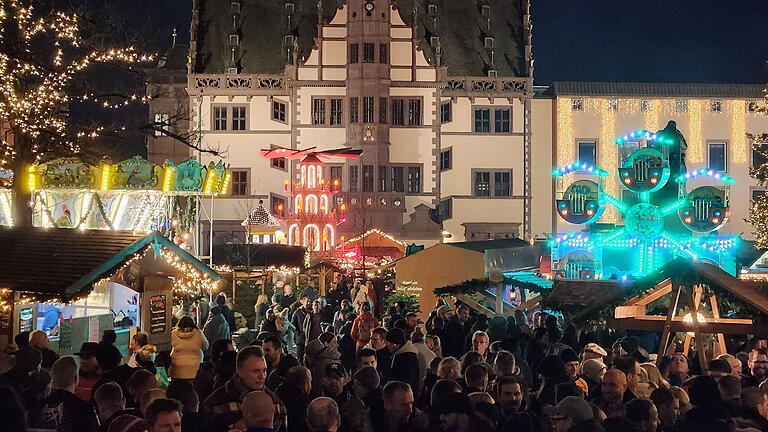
[657, 284, 683, 367]
[626, 279, 673, 306]
[709, 290, 727, 357]
[611, 317, 768, 337]
[690, 285, 708, 373]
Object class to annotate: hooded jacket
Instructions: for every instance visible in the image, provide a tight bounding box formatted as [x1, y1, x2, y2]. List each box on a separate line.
[304, 338, 341, 394]
[203, 308, 231, 351]
[390, 341, 422, 393]
[170, 327, 209, 379]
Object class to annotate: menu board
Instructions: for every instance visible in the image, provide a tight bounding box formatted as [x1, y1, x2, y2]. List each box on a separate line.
[58, 321, 72, 352]
[149, 295, 167, 334]
[18, 306, 34, 334]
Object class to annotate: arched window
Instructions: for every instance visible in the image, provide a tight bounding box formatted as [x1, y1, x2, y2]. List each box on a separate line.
[288, 223, 300, 246]
[320, 194, 329, 214]
[307, 165, 316, 188]
[305, 194, 318, 214]
[300, 165, 307, 187]
[303, 224, 321, 251]
[323, 224, 335, 250]
[294, 194, 302, 212]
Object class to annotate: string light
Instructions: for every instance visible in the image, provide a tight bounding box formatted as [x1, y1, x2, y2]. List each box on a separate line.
[556, 98, 574, 166]
[599, 99, 618, 223]
[342, 228, 407, 247]
[687, 100, 704, 163]
[731, 99, 747, 164]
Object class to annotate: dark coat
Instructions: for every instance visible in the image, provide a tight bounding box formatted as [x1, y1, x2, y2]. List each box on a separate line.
[202, 375, 286, 432]
[275, 383, 309, 432]
[291, 307, 308, 345]
[30, 389, 100, 432]
[389, 342, 421, 393]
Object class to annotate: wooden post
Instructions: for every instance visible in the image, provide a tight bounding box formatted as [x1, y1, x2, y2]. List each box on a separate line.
[657, 283, 683, 367]
[690, 285, 707, 373]
[496, 282, 504, 316]
[709, 291, 727, 357]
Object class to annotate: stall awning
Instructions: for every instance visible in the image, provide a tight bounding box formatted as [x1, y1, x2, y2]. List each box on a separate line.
[212, 243, 306, 269]
[0, 228, 220, 300]
[502, 271, 553, 292]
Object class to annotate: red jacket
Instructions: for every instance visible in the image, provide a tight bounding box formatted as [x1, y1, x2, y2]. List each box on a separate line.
[351, 312, 379, 347]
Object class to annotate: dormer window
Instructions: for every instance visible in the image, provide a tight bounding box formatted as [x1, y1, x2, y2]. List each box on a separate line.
[430, 36, 439, 47]
[227, 67, 238, 74]
[284, 35, 294, 46]
[428, 4, 438, 15]
[488, 69, 497, 78]
[230, 1, 240, 14]
[484, 37, 494, 49]
[229, 34, 239, 46]
[285, 2, 295, 14]
[481, 4, 491, 16]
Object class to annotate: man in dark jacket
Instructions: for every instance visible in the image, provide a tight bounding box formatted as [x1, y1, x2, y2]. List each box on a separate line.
[30, 357, 100, 432]
[319, 362, 367, 432]
[291, 296, 310, 363]
[385, 328, 422, 393]
[216, 294, 236, 331]
[369, 381, 429, 432]
[263, 335, 299, 391]
[303, 300, 325, 347]
[203, 346, 286, 432]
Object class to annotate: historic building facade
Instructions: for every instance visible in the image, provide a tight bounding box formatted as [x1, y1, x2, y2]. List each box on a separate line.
[147, 0, 534, 248]
[530, 83, 768, 241]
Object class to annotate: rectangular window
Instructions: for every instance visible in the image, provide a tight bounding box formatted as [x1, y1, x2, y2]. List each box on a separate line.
[440, 101, 452, 123]
[391, 99, 404, 125]
[363, 97, 375, 123]
[350, 43, 359, 63]
[232, 106, 247, 131]
[675, 99, 688, 113]
[154, 113, 169, 136]
[571, 98, 584, 111]
[494, 108, 511, 133]
[748, 100, 760, 113]
[349, 166, 359, 192]
[577, 140, 597, 166]
[641, 99, 651, 112]
[270, 145, 287, 170]
[330, 166, 343, 188]
[407, 166, 421, 194]
[312, 98, 326, 125]
[379, 43, 388, 63]
[494, 171, 511, 197]
[708, 142, 727, 172]
[753, 143, 768, 169]
[711, 100, 722, 113]
[607, 99, 619, 112]
[753, 189, 768, 203]
[363, 43, 375, 63]
[379, 165, 388, 192]
[231, 170, 248, 196]
[474, 108, 491, 133]
[440, 148, 452, 171]
[213, 106, 228, 131]
[407, 99, 422, 125]
[379, 97, 388, 123]
[363, 165, 374, 192]
[391, 166, 404, 192]
[349, 97, 359, 123]
[330, 98, 343, 125]
[438, 198, 452, 221]
[272, 100, 286, 123]
[474, 171, 491, 197]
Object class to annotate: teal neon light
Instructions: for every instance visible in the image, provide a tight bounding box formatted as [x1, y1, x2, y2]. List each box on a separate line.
[660, 198, 688, 216]
[602, 194, 629, 213]
[553, 161, 609, 177]
[676, 168, 735, 185]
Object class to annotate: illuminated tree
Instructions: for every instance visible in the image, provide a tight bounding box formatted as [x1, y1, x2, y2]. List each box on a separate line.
[0, 0, 157, 226]
[748, 97, 768, 247]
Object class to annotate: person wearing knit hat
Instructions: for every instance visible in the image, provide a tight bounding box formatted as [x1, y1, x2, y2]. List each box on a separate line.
[580, 358, 607, 398]
[560, 349, 580, 381]
[353, 366, 382, 409]
[386, 328, 423, 393]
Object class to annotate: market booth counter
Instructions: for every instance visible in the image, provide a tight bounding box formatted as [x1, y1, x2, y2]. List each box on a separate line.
[0, 228, 220, 355]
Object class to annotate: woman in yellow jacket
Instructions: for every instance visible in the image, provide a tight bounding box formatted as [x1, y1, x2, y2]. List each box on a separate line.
[169, 315, 209, 380]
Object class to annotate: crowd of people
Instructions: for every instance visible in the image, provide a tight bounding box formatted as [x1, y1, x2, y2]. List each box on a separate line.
[2, 280, 768, 432]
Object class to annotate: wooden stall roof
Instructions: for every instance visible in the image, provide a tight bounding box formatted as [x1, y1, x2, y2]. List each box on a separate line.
[632, 257, 768, 316]
[0, 228, 219, 300]
[546, 279, 625, 318]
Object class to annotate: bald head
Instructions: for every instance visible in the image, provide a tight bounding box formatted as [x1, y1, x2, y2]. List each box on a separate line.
[242, 391, 275, 428]
[602, 368, 628, 403]
[307, 397, 340, 432]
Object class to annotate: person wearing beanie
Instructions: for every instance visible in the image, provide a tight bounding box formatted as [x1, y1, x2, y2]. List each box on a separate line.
[386, 328, 423, 393]
[354, 366, 383, 410]
[561, 349, 580, 381]
[580, 358, 607, 398]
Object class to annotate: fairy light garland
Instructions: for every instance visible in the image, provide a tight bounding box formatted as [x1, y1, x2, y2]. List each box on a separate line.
[342, 228, 407, 247]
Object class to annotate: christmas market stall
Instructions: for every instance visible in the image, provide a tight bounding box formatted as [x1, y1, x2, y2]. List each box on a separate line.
[0, 228, 220, 355]
[395, 238, 541, 319]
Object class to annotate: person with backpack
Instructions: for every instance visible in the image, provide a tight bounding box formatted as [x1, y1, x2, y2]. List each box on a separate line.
[351, 302, 379, 349]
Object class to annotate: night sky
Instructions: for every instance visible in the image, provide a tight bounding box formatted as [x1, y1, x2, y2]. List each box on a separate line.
[531, 0, 768, 85]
